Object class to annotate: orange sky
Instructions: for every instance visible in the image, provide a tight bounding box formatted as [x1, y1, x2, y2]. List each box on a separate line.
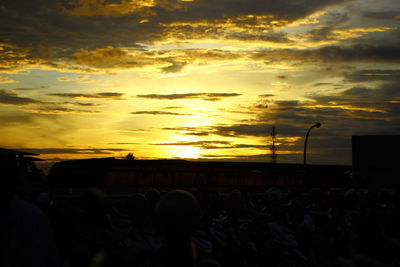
[1, 0, 399, 165]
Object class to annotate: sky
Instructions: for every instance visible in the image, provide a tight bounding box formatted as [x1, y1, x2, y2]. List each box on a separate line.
[1, 0, 399, 165]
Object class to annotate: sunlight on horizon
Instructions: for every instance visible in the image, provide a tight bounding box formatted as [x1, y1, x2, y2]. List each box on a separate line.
[170, 146, 201, 159]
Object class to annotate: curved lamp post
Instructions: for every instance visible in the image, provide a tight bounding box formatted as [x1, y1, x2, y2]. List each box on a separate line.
[303, 123, 321, 165]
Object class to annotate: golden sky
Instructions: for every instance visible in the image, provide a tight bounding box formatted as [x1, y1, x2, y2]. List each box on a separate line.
[1, 0, 399, 164]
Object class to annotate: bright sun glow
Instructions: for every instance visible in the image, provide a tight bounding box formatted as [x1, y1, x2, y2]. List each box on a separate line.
[170, 146, 201, 159]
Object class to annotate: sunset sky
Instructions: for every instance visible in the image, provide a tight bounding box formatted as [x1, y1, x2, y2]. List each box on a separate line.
[1, 0, 399, 165]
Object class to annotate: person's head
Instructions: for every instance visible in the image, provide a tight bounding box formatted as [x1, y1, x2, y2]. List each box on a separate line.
[79, 188, 112, 228]
[106, 213, 132, 242]
[156, 190, 199, 237]
[145, 188, 160, 204]
[229, 188, 242, 202]
[145, 188, 160, 216]
[80, 188, 108, 209]
[125, 193, 149, 226]
[265, 187, 282, 202]
[36, 191, 51, 208]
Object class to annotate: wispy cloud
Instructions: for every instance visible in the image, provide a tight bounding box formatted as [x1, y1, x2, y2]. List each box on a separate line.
[259, 94, 275, 98]
[131, 111, 192, 116]
[13, 86, 50, 91]
[0, 90, 41, 105]
[154, 140, 228, 145]
[252, 44, 400, 64]
[0, 90, 100, 114]
[346, 69, 400, 82]
[26, 106, 99, 114]
[154, 140, 268, 150]
[0, 76, 16, 84]
[48, 92, 125, 99]
[137, 93, 241, 101]
[162, 126, 212, 136]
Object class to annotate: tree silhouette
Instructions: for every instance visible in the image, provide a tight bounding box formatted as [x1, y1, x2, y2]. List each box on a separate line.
[125, 152, 135, 160]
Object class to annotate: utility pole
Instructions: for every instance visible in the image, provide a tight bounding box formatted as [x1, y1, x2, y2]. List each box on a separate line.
[271, 126, 277, 163]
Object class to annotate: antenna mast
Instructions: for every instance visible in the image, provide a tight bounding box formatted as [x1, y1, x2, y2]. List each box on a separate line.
[271, 126, 277, 163]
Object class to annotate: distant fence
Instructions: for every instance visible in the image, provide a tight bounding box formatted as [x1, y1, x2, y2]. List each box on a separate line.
[48, 158, 350, 192]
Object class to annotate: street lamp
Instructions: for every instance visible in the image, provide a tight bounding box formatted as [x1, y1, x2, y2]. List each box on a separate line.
[303, 122, 321, 165]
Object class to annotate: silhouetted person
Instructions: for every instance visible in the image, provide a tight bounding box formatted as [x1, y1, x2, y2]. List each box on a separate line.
[155, 190, 199, 267]
[145, 188, 160, 220]
[125, 193, 149, 228]
[0, 158, 59, 267]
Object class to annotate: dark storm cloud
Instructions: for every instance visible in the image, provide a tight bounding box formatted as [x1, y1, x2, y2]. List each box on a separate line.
[155, 0, 354, 23]
[136, 93, 241, 101]
[0, 90, 42, 105]
[307, 82, 400, 108]
[345, 70, 400, 82]
[258, 104, 389, 126]
[131, 111, 191, 116]
[253, 44, 400, 63]
[275, 100, 301, 107]
[0, 1, 158, 49]
[48, 92, 125, 99]
[362, 11, 400, 20]
[214, 123, 307, 137]
[205, 30, 292, 44]
[303, 12, 349, 42]
[70, 46, 161, 70]
[263, 32, 291, 43]
[0, 0, 356, 72]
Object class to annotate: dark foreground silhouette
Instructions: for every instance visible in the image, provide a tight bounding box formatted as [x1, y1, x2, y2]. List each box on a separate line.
[2, 158, 400, 267]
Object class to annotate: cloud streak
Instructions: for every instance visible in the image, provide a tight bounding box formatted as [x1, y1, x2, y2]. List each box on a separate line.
[252, 44, 400, 64]
[48, 92, 125, 99]
[0, 90, 42, 105]
[153, 140, 268, 150]
[131, 111, 192, 116]
[137, 93, 242, 101]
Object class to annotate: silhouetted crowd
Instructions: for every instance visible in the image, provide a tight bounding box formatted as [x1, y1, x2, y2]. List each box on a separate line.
[2, 160, 400, 267]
